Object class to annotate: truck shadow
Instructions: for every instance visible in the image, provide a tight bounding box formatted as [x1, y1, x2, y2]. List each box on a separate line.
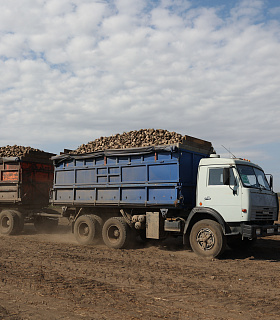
[155, 237, 280, 262]
[222, 238, 280, 262]
[149, 236, 187, 251]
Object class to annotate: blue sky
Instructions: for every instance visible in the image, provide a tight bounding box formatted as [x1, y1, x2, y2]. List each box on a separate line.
[0, 0, 280, 190]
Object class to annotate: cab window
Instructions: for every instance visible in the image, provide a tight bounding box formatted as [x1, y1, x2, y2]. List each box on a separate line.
[208, 168, 236, 186]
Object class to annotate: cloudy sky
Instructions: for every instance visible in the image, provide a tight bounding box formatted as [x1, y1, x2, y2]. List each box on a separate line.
[1, 0, 280, 190]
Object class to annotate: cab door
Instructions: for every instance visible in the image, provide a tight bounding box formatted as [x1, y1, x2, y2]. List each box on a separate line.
[197, 166, 242, 222]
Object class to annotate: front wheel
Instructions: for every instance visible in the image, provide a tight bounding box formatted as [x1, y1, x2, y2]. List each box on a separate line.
[190, 219, 226, 258]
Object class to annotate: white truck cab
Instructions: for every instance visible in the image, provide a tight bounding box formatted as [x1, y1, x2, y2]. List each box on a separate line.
[197, 156, 278, 224]
[186, 155, 279, 258]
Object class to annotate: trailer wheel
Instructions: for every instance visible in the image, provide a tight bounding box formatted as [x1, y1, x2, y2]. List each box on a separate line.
[74, 215, 98, 245]
[190, 219, 226, 258]
[34, 216, 58, 233]
[2, 210, 24, 234]
[14, 211, 24, 233]
[0, 210, 19, 235]
[102, 217, 130, 249]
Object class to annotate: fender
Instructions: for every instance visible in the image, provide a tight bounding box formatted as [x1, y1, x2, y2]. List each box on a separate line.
[183, 207, 229, 235]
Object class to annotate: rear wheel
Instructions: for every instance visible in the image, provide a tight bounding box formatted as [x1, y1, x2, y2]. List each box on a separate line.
[190, 219, 226, 258]
[74, 215, 98, 245]
[0, 210, 19, 235]
[102, 217, 130, 249]
[90, 214, 104, 239]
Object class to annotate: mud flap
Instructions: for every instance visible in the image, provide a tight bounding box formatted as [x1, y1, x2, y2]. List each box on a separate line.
[146, 212, 165, 239]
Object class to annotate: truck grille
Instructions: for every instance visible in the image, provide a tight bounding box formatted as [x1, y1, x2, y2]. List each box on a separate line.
[251, 208, 275, 220]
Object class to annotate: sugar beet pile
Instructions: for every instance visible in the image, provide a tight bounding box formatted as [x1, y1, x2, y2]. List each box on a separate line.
[0, 145, 47, 157]
[0, 129, 197, 157]
[75, 129, 186, 154]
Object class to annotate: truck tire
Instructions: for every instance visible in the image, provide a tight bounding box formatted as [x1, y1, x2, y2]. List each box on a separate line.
[14, 211, 24, 233]
[90, 214, 104, 239]
[190, 219, 226, 258]
[102, 217, 130, 249]
[74, 215, 98, 245]
[0, 210, 19, 235]
[2, 210, 24, 234]
[34, 216, 58, 233]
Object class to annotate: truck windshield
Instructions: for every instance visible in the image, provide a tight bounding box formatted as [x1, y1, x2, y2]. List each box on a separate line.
[237, 165, 270, 190]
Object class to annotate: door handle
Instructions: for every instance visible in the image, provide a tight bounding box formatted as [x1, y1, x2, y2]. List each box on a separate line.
[204, 196, 211, 200]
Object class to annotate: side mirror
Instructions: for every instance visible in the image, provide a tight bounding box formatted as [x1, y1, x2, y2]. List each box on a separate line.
[223, 168, 230, 185]
[266, 174, 273, 189]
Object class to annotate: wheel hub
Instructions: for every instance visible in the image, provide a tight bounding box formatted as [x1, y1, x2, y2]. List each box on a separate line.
[79, 224, 89, 237]
[2, 217, 10, 228]
[107, 225, 121, 243]
[196, 228, 215, 251]
[113, 229, 120, 237]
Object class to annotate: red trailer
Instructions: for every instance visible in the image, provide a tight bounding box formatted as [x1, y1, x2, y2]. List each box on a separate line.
[0, 151, 59, 235]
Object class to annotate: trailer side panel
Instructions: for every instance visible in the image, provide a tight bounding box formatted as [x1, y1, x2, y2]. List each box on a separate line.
[51, 145, 208, 209]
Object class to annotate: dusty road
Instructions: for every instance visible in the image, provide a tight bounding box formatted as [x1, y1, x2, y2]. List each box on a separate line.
[0, 220, 279, 320]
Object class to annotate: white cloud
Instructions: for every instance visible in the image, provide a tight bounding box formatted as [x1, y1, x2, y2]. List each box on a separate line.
[229, 0, 264, 23]
[44, 0, 75, 16]
[0, 0, 279, 162]
[114, 0, 147, 15]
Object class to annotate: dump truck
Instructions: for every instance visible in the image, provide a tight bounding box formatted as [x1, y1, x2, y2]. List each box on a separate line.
[0, 151, 59, 234]
[50, 136, 280, 258]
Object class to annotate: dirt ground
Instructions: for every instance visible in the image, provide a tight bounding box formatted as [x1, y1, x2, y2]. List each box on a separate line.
[0, 218, 280, 320]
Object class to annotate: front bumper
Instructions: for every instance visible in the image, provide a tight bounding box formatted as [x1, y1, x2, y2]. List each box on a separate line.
[242, 224, 280, 238]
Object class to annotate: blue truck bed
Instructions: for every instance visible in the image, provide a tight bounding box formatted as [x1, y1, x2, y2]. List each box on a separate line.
[50, 144, 210, 210]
